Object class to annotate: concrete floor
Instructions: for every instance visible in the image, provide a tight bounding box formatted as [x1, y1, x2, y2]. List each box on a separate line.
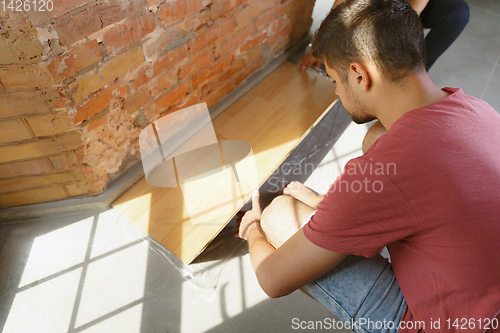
[1, 0, 499, 332]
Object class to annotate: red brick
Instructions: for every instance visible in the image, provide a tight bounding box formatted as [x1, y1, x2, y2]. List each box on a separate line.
[210, 0, 240, 21]
[269, 18, 286, 36]
[214, 24, 253, 57]
[0, 159, 53, 179]
[153, 44, 189, 75]
[218, 19, 236, 40]
[278, 25, 294, 39]
[256, 9, 275, 32]
[245, 43, 263, 63]
[0, 28, 44, 64]
[102, 14, 156, 54]
[125, 88, 151, 115]
[235, 0, 272, 28]
[158, 0, 188, 24]
[235, 4, 256, 28]
[74, 82, 127, 124]
[182, 88, 203, 108]
[26, 112, 74, 137]
[0, 119, 33, 144]
[153, 83, 189, 114]
[146, 0, 163, 8]
[48, 0, 95, 18]
[73, 47, 143, 102]
[189, 19, 234, 54]
[267, 33, 279, 48]
[100, 47, 145, 83]
[218, 57, 245, 82]
[48, 87, 70, 110]
[0, 9, 30, 30]
[131, 63, 154, 90]
[144, 21, 188, 57]
[148, 70, 179, 97]
[0, 89, 67, 118]
[49, 151, 81, 171]
[189, 24, 220, 55]
[0, 60, 55, 90]
[239, 32, 266, 53]
[0, 132, 82, 164]
[86, 112, 108, 132]
[205, 79, 235, 108]
[0, 170, 85, 194]
[0, 185, 68, 207]
[192, 52, 233, 88]
[192, 48, 213, 70]
[180, 63, 193, 79]
[188, 0, 210, 14]
[65, 181, 93, 197]
[235, 55, 263, 86]
[277, 1, 294, 16]
[184, 8, 211, 33]
[47, 40, 103, 84]
[55, 0, 137, 46]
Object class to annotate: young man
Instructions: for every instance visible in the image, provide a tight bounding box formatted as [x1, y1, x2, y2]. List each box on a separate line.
[238, 0, 500, 332]
[298, 0, 470, 72]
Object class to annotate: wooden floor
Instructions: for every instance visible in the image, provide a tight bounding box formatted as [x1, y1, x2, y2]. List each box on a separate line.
[112, 62, 338, 263]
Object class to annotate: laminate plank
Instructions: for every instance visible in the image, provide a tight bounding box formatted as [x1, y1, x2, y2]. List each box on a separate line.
[112, 62, 338, 263]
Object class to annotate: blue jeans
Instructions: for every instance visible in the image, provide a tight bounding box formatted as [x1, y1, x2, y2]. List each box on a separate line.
[303, 255, 407, 333]
[421, 0, 470, 70]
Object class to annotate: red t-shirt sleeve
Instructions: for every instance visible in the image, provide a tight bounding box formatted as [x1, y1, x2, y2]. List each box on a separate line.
[303, 156, 421, 257]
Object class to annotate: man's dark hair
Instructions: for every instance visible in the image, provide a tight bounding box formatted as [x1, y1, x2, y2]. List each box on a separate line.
[312, 0, 426, 82]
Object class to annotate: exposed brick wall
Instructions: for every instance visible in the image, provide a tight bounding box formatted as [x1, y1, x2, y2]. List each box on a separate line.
[0, 0, 314, 207]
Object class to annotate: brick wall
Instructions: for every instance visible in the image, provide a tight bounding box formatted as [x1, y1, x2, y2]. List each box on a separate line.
[0, 0, 314, 207]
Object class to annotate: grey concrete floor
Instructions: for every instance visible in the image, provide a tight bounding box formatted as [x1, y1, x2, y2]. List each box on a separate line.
[428, 0, 500, 111]
[1, 1, 499, 332]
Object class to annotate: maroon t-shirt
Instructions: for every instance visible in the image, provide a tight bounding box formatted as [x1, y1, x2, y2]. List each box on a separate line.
[303, 88, 500, 332]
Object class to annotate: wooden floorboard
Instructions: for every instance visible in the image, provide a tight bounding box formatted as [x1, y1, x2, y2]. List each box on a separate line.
[112, 62, 338, 263]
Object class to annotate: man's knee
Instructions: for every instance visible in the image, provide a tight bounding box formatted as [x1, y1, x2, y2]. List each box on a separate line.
[362, 120, 387, 154]
[261, 195, 300, 234]
[261, 195, 308, 249]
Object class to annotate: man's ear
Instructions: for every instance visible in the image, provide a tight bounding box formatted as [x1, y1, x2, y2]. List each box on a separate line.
[349, 62, 371, 91]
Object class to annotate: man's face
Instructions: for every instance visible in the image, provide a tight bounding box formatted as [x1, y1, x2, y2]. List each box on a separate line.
[325, 64, 376, 124]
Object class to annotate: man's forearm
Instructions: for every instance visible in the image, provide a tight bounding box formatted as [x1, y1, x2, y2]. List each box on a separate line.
[409, 0, 430, 15]
[332, 0, 345, 10]
[246, 223, 275, 273]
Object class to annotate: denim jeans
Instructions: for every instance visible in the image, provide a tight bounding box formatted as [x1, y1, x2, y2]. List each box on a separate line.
[421, 0, 470, 70]
[303, 255, 407, 333]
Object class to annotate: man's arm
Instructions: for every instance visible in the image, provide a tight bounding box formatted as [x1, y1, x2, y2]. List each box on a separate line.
[409, 0, 430, 15]
[240, 192, 347, 298]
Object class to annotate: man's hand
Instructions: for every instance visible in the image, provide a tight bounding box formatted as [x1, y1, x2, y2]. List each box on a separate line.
[297, 53, 322, 72]
[283, 181, 324, 209]
[239, 190, 262, 241]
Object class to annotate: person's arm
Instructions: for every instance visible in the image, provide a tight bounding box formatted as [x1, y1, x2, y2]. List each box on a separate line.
[298, 0, 343, 71]
[240, 193, 347, 298]
[332, 0, 345, 8]
[409, 0, 430, 15]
